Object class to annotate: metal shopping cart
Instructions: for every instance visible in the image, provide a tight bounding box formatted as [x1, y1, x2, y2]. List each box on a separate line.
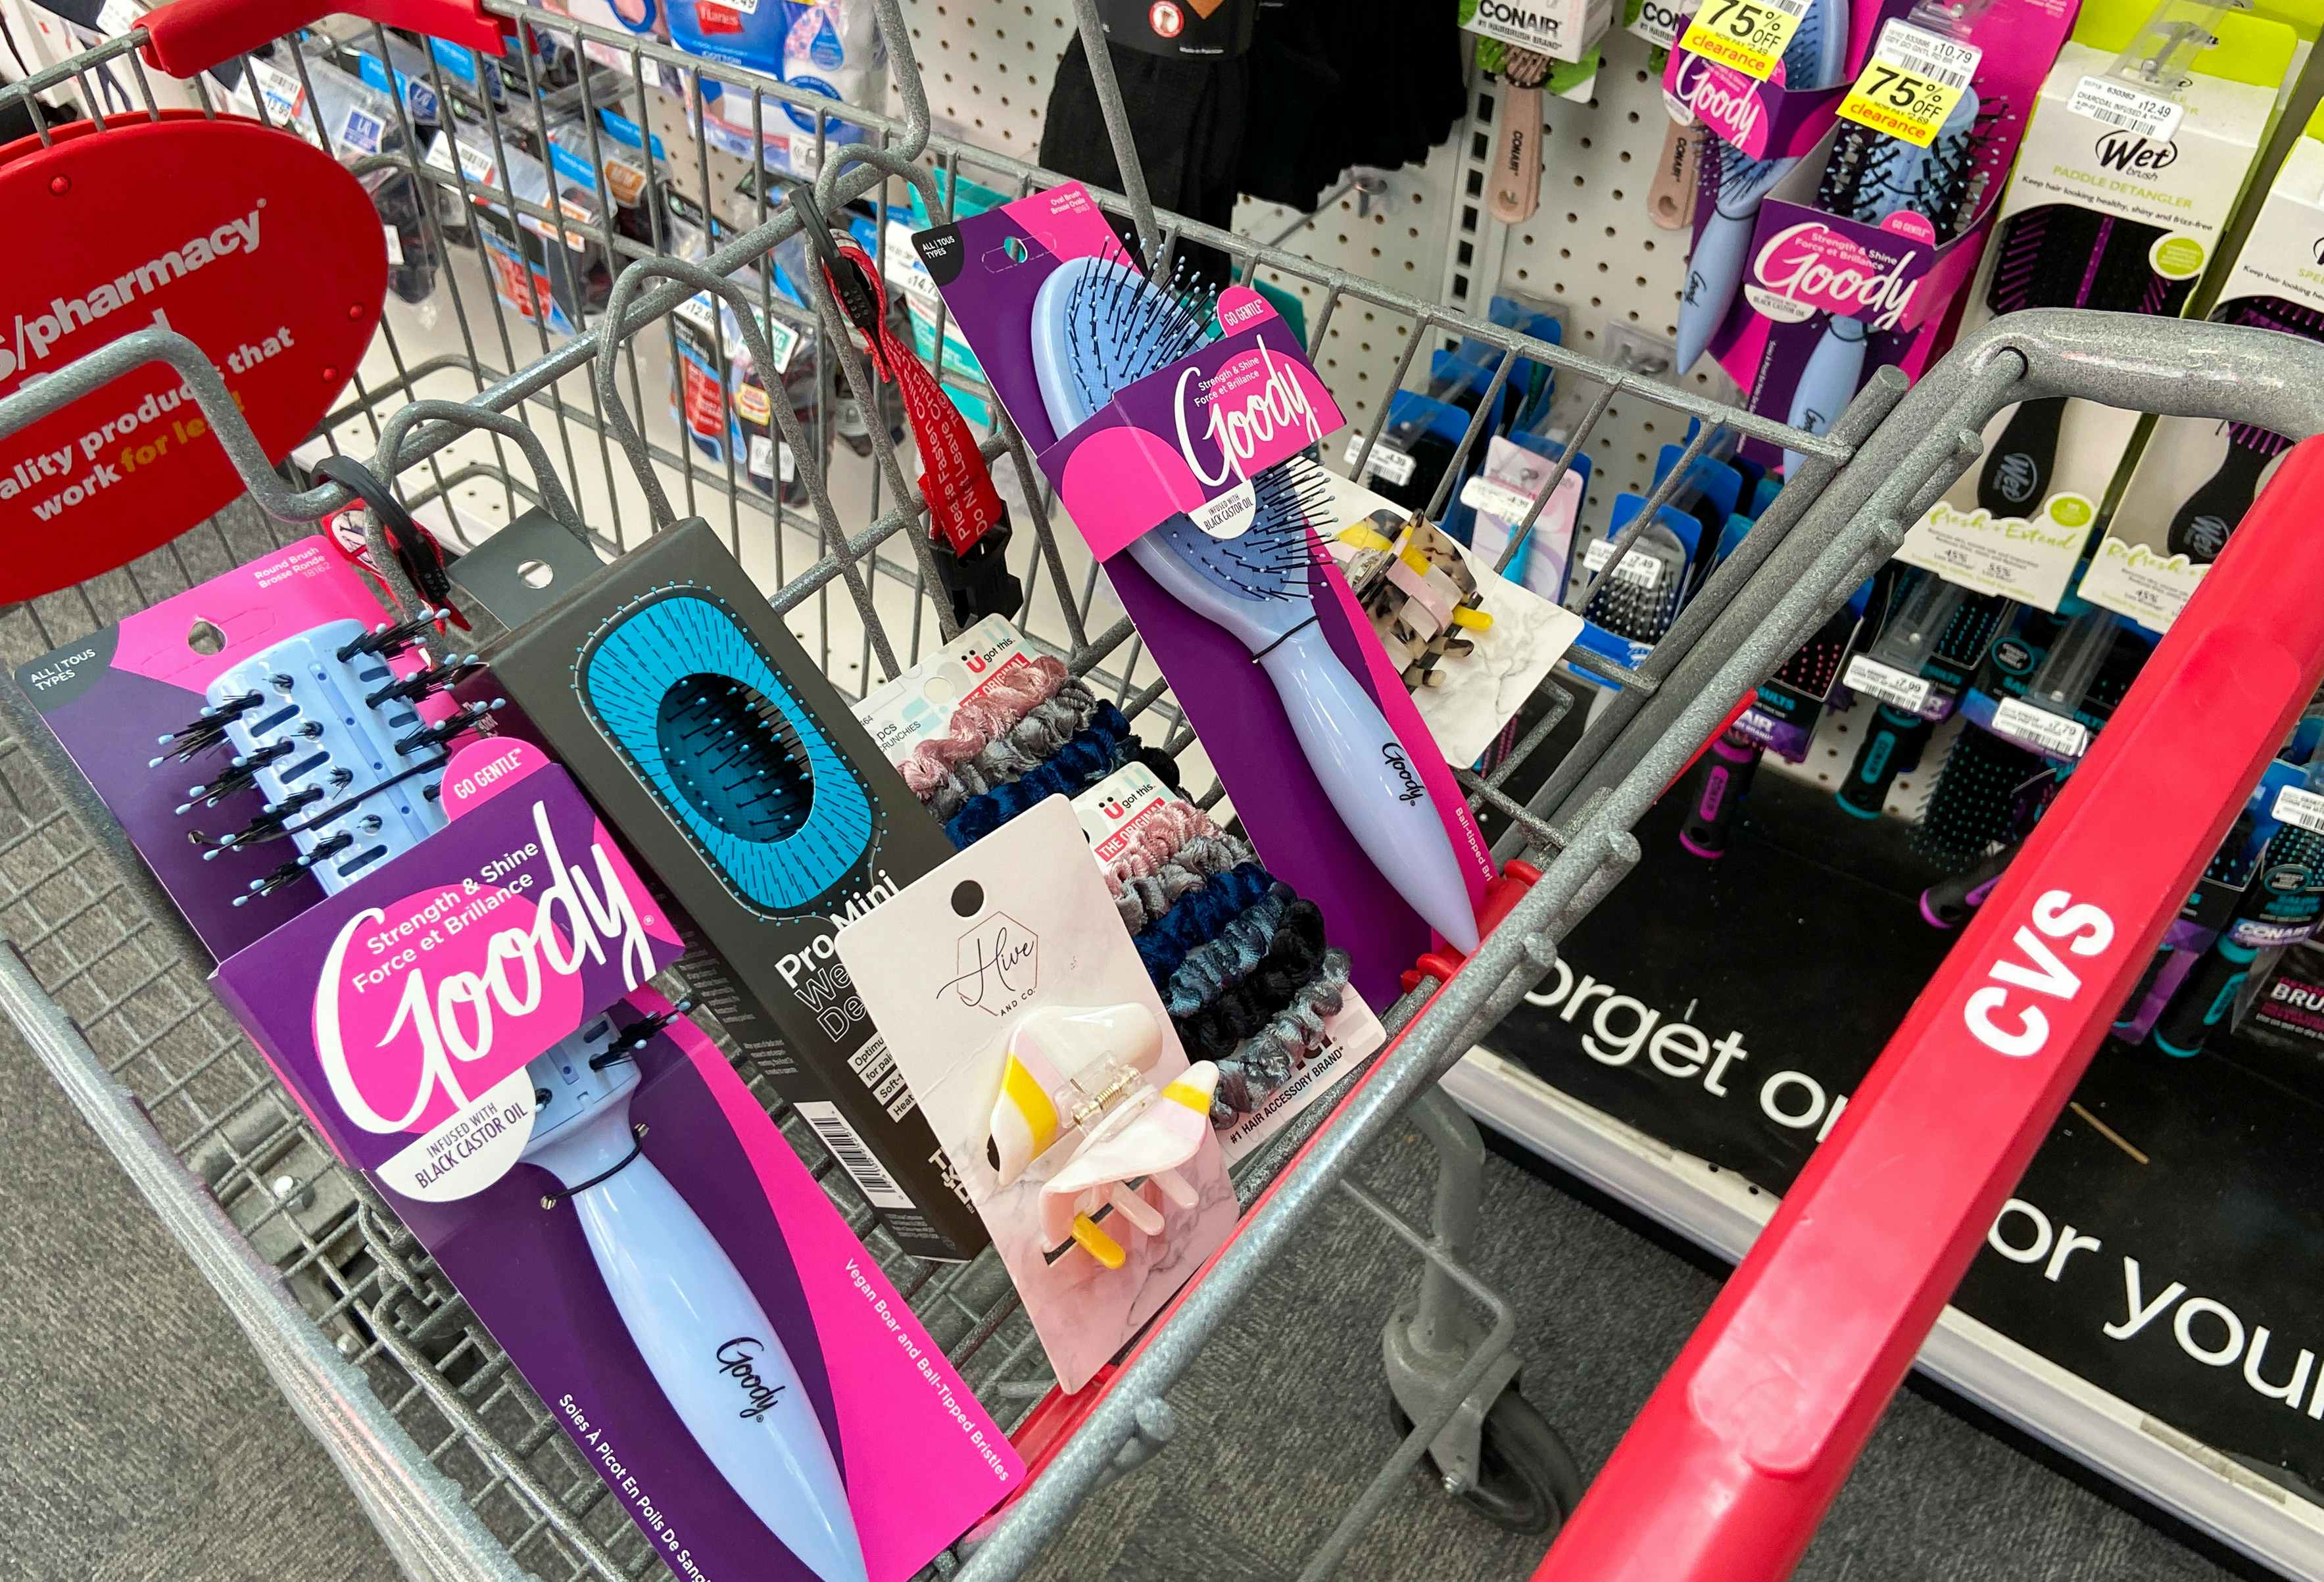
[7, 1, 2324, 1579]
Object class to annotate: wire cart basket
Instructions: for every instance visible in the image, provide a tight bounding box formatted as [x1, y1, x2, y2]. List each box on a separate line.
[7, 1, 2324, 1578]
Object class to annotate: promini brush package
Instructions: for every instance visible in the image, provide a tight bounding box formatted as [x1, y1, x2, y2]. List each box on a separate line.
[913, 182, 1496, 1005]
[1897, 0, 2299, 609]
[214, 742, 1021, 1582]
[481, 520, 986, 1263]
[2081, 102, 2324, 631]
[833, 795, 1238, 1393]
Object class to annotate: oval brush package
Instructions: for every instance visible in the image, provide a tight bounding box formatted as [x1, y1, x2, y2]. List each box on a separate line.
[2083, 100, 2324, 631]
[1708, 0, 2078, 466]
[833, 796, 1239, 1393]
[212, 741, 1021, 1582]
[1898, 0, 2300, 611]
[481, 519, 987, 1262]
[911, 181, 1497, 1001]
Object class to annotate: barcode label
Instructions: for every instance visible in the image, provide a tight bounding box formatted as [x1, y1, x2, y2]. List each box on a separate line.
[247, 59, 305, 126]
[1344, 434, 1417, 487]
[794, 1101, 915, 1210]
[1461, 475, 1543, 521]
[2275, 785, 2324, 835]
[2068, 74, 2184, 140]
[97, 0, 141, 34]
[1584, 537, 1664, 588]
[1843, 654, 1931, 714]
[1991, 698, 2089, 759]
[383, 225, 404, 266]
[1874, 19, 1979, 91]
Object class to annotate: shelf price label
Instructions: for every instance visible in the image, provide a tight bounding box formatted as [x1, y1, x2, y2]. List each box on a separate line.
[1842, 654, 1931, 714]
[2273, 784, 2324, 836]
[1676, 0, 1812, 82]
[1991, 697, 2089, 760]
[1837, 20, 1981, 146]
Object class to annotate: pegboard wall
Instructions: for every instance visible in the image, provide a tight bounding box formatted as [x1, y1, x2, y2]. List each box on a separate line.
[900, 1, 1927, 818]
[896, 2, 1716, 508]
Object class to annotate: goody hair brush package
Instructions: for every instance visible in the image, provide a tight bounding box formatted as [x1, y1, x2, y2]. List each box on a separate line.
[2081, 99, 2324, 630]
[14, 535, 464, 958]
[210, 740, 1022, 1582]
[911, 182, 1497, 1005]
[1898, 0, 2301, 610]
[479, 519, 988, 1263]
[1697, 0, 2077, 465]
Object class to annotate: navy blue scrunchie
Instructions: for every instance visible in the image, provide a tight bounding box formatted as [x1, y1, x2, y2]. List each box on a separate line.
[944, 702, 1134, 848]
[1134, 862, 1273, 988]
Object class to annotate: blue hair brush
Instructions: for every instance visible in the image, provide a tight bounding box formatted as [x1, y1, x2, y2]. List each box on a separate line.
[1674, 0, 1849, 372]
[1783, 86, 1981, 474]
[1030, 252, 1480, 953]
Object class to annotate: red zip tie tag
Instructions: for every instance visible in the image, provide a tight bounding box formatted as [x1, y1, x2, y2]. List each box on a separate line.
[821, 236, 1004, 558]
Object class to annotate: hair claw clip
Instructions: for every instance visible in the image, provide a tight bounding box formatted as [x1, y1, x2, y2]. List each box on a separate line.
[984, 1003, 1218, 1270]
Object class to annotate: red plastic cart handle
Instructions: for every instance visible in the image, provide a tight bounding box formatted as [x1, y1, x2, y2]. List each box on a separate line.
[1536, 436, 2324, 1582]
[135, 0, 507, 80]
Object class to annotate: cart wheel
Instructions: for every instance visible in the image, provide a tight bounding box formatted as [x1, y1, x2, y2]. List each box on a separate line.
[1394, 1388, 1585, 1537]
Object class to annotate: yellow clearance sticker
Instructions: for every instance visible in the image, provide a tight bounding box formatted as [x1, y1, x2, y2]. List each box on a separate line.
[1837, 21, 1980, 147]
[1676, 0, 1810, 82]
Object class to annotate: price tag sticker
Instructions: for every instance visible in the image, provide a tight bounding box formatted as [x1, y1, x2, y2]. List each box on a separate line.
[2274, 784, 2324, 836]
[1584, 536, 1664, 588]
[1460, 475, 1548, 521]
[2068, 74, 2184, 141]
[96, 0, 142, 34]
[1676, 0, 1814, 82]
[1838, 20, 1981, 147]
[1991, 697, 2089, 759]
[1842, 654, 1932, 713]
[1343, 434, 1417, 488]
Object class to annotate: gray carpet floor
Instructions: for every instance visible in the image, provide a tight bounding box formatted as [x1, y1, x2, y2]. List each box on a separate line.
[0, 1016, 2246, 1582]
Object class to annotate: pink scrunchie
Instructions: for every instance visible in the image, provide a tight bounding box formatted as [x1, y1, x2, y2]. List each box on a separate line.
[898, 655, 1068, 798]
[1101, 799, 1217, 895]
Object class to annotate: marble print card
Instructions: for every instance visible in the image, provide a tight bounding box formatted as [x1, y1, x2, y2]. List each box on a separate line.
[833, 796, 1236, 1391]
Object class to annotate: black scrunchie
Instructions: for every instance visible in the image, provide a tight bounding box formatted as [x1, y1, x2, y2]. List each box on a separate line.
[1174, 899, 1327, 1059]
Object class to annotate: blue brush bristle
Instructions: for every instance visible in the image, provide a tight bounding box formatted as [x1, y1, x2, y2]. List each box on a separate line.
[581, 591, 873, 913]
[1140, 458, 1336, 604]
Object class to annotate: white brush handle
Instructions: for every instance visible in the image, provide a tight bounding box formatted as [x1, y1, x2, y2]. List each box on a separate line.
[571, 1152, 869, 1582]
[1489, 85, 1543, 224]
[1258, 624, 1480, 952]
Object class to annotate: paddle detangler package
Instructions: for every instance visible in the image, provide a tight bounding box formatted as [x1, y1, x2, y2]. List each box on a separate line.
[483, 519, 985, 1261]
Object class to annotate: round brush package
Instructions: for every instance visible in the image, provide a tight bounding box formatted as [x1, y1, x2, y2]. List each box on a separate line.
[833, 796, 1238, 1393]
[2083, 103, 2324, 631]
[1899, 0, 2300, 610]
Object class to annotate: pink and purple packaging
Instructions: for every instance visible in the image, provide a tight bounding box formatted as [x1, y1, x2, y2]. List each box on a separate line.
[911, 182, 1495, 1003]
[211, 740, 1023, 1579]
[14, 535, 445, 957]
[1676, 0, 2077, 458]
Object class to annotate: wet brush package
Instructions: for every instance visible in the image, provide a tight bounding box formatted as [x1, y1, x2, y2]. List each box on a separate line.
[2083, 107, 2324, 630]
[14, 536, 454, 959]
[215, 743, 1020, 1582]
[482, 520, 986, 1262]
[1900, 0, 2299, 608]
[913, 182, 1496, 1003]
[1709, 0, 2076, 460]
[833, 796, 1238, 1393]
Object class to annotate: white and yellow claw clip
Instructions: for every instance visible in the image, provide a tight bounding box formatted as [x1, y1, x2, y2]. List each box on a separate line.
[982, 1003, 1215, 1270]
